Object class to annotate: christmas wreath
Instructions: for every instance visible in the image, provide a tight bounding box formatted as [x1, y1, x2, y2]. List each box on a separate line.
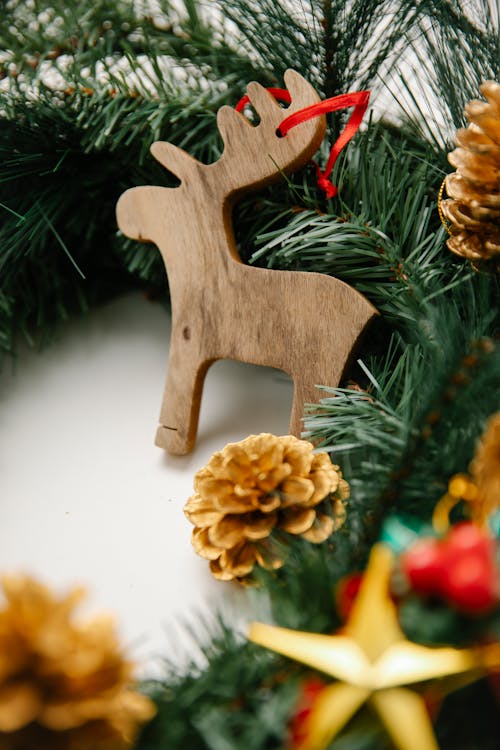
[1, 2, 499, 749]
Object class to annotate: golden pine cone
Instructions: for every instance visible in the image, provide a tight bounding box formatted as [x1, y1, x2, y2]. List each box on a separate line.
[0, 577, 155, 750]
[184, 433, 348, 582]
[441, 80, 500, 270]
[469, 411, 500, 524]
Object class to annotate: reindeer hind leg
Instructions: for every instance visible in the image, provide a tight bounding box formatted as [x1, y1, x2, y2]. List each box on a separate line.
[288, 379, 324, 439]
[289, 358, 346, 439]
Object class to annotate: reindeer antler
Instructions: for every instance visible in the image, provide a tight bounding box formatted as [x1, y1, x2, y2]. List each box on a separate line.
[117, 70, 326, 243]
[149, 70, 326, 196]
[214, 70, 325, 186]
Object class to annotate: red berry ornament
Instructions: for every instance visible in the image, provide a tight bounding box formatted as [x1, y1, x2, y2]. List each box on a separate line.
[400, 538, 443, 596]
[401, 522, 498, 614]
[440, 523, 497, 613]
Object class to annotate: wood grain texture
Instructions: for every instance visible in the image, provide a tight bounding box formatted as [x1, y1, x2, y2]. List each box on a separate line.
[117, 70, 377, 455]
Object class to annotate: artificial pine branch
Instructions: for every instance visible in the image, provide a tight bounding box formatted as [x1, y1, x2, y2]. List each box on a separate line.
[0, 70, 229, 356]
[250, 124, 455, 328]
[1, 0, 469, 359]
[387, 0, 499, 147]
[137, 619, 300, 750]
[303, 277, 499, 543]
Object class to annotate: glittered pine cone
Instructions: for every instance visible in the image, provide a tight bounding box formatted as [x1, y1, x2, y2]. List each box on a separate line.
[469, 412, 500, 524]
[0, 577, 155, 750]
[441, 80, 500, 271]
[184, 434, 348, 583]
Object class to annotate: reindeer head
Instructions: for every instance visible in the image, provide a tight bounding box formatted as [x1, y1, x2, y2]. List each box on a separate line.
[117, 70, 326, 243]
[154, 70, 326, 196]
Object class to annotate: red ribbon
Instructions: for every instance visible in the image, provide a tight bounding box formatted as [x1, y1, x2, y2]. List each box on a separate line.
[235, 88, 370, 199]
[235, 88, 291, 112]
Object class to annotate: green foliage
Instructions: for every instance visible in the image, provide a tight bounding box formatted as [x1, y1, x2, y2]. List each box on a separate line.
[387, 0, 500, 147]
[0, 70, 228, 353]
[250, 124, 456, 328]
[0, 0, 138, 64]
[2, 0, 480, 358]
[137, 620, 299, 750]
[251, 122, 500, 554]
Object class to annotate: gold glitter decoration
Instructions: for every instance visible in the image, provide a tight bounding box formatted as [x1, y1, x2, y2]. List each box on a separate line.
[441, 80, 500, 271]
[184, 433, 348, 582]
[0, 576, 155, 750]
[433, 411, 500, 532]
[250, 544, 497, 750]
[469, 411, 500, 523]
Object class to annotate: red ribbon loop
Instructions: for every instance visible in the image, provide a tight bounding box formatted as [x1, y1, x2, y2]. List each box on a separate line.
[315, 169, 338, 199]
[235, 87, 370, 198]
[235, 88, 291, 112]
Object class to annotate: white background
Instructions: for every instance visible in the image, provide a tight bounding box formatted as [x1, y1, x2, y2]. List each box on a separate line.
[0, 292, 293, 675]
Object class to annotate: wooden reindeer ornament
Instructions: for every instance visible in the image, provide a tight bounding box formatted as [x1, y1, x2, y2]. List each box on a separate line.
[117, 70, 377, 455]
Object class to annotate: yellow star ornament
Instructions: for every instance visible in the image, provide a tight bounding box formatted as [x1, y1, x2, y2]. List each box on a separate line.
[248, 544, 491, 750]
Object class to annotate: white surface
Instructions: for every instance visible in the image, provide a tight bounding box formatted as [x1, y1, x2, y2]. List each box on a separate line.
[0, 292, 293, 674]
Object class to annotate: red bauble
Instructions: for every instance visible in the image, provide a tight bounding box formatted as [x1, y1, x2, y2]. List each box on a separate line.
[401, 522, 498, 614]
[400, 538, 443, 596]
[439, 523, 497, 613]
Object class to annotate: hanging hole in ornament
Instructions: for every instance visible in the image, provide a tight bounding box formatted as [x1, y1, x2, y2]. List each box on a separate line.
[240, 104, 260, 126]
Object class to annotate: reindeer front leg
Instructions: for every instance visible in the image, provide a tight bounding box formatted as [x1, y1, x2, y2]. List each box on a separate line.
[288, 282, 378, 438]
[290, 377, 341, 439]
[289, 380, 314, 439]
[155, 329, 213, 455]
